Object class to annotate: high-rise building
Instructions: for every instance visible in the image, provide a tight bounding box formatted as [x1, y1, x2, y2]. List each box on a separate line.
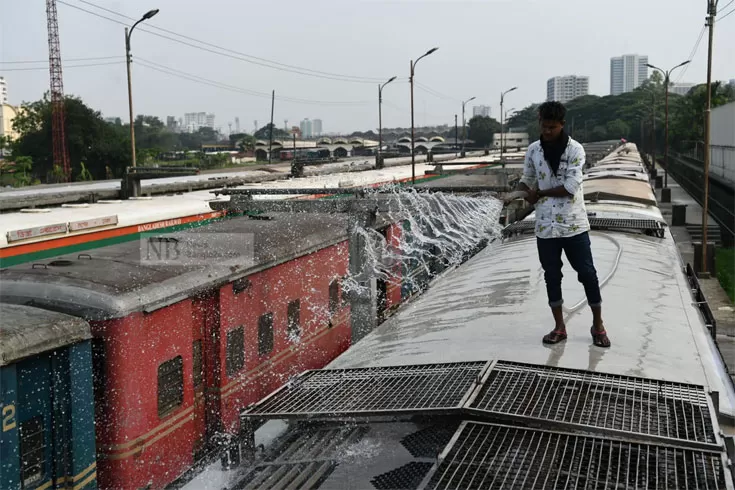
[546, 76, 589, 103]
[300, 118, 313, 138]
[472, 105, 491, 118]
[205, 113, 215, 128]
[610, 54, 648, 95]
[669, 83, 696, 96]
[312, 119, 323, 136]
[0, 77, 7, 104]
[166, 116, 178, 131]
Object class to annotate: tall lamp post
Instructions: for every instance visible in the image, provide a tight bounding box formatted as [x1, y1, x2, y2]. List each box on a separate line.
[499, 86, 517, 163]
[125, 8, 159, 170]
[377, 76, 397, 169]
[701, 0, 718, 277]
[646, 60, 690, 188]
[410, 47, 438, 183]
[461, 96, 476, 157]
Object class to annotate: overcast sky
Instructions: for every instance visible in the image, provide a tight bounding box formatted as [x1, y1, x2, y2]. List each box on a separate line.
[2, 0, 734, 135]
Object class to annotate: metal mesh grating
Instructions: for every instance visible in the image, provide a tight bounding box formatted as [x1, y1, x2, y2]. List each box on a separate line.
[502, 220, 535, 236]
[467, 361, 717, 446]
[245, 362, 487, 418]
[420, 422, 728, 490]
[590, 217, 663, 232]
[401, 423, 462, 458]
[502, 218, 665, 237]
[234, 461, 337, 490]
[372, 462, 435, 490]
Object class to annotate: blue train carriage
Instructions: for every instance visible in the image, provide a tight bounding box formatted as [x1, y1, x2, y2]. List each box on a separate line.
[0, 305, 96, 490]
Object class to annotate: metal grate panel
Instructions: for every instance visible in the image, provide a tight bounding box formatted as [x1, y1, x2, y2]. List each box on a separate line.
[419, 422, 729, 490]
[502, 218, 665, 237]
[401, 423, 461, 458]
[234, 461, 337, 490]
[372, 462, 434, 490]
[502, 220, 535, 236]
[245, 362, 488, 419]
[467, 361, 717, 448]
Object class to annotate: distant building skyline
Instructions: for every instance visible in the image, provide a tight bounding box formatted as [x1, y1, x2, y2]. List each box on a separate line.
[610, 54, 648, 95]
[312, 119, 323, 137]
[546, 75, 589, 103]
[669, 82, 696, 96]
[183, 112, 215, 132]
[300, 118, 313, 138]
[472, 105, 491, 118]
[0, 77, 7, 104]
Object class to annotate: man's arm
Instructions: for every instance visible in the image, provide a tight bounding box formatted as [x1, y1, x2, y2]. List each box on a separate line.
[517, 146, 538, 203]
[539, 146, 585, 198]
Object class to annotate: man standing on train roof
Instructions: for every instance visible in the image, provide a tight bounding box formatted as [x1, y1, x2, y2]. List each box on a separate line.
[516, 101, 610, 348]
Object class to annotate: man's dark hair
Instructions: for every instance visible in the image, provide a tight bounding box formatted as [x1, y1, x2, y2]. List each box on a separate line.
[538, 101, 566, 122]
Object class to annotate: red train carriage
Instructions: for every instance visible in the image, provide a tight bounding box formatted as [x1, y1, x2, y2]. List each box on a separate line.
[0, 212, 402, 490]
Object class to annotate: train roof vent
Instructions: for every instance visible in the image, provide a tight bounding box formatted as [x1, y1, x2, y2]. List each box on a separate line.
[590, 217, 665, 235]
[243, 361, 489, 420]
[502, 218, 665, 237]
[372, 462, 434, 490]
[417, 422, 729, 490]
[467, 361, 718, 449]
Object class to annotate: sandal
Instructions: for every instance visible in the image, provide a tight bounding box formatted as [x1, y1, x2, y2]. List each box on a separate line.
[542, 329, 567, 344]
[590, 326, 611, 348]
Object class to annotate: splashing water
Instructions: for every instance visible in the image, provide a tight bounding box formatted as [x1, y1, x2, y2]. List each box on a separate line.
[342, 184, 504, 297]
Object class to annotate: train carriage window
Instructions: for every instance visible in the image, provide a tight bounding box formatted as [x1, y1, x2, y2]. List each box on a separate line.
[329, 279, 339, 315]
[258, 313, 274, 356]
[19, 417, 45, 488]
[226, 327, 244, 377]
[287, 300, 301, 339]
[158, 356, 184, 418]
[193, 340, 203, 388]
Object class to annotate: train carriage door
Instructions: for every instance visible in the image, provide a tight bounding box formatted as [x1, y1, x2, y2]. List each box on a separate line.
[191, 291, 221, 458]
[16, 357, 53, 489]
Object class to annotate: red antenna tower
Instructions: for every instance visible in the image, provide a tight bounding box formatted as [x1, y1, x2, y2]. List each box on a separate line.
[46, 0, 71, 182]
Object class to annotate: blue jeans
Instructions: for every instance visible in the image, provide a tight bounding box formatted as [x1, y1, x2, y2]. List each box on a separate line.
[536, 231, 602, 308]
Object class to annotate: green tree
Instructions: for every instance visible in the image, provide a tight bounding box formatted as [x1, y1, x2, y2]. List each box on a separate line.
[11, 93, 131, 181]
[254, 123, 289, 140]
[467, 116, 501, 147]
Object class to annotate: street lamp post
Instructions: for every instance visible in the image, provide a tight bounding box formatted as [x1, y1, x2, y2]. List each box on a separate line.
[410, 47, 438, 184]
[499, 86, 517, 165]
[461, 96, 475, 157]
[125, 8, 159, 172]
[377, 76, 397, 169]
[646, 61, 690, 188]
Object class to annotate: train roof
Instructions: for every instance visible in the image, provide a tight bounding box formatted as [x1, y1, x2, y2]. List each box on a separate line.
[0, 212, 381, 319]
[327, 227, 735, 419]
[0, 304, 91, 366]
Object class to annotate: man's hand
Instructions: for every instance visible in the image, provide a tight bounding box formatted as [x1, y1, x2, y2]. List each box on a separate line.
[525, 188, 539, 205]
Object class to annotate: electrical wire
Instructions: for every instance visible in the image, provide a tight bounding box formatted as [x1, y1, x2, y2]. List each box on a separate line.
[674, 24, 706, 83]
[1, 61, 124, 71]
[59, 0, 384, 84]
[718, 0, 733, 13]
[414, 82, 458, 102]
[134, 58, 372, 106]
[718, 6, 735, 19]
[0, 56, 122, 65]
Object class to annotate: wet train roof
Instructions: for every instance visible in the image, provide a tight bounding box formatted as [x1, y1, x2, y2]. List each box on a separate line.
[0, 212, 372, 319]
[0, 303, 91, 366]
